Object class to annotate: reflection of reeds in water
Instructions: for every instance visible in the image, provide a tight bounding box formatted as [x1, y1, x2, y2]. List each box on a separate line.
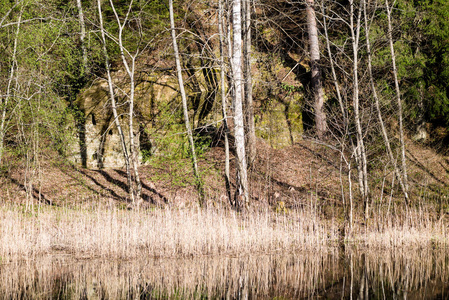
[0, 251, 340, 299]
[342, 248, 449, 299]
[0, 249, 447, 299]
[0, 205, 337, 259]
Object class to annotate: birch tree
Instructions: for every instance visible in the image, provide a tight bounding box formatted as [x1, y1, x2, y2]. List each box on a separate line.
[321, 0, 416, 218]
[76, 0, 87, 72]
[323, 0, 370, 219]
[322, 1, 353, 227]
[232, 0, 249, 208]
[350, 0, 369, 219]
[306, 0, 327, 138]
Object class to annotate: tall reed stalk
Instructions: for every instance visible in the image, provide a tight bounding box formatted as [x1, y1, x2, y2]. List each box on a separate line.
[0, 203, 446, 260]
[0, 204, 335, 259]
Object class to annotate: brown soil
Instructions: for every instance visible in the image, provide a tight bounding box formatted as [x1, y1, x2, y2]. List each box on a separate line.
[1, 138, 448, 212]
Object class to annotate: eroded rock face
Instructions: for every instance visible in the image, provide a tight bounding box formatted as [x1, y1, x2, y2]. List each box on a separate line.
[69, 72, 184, 169]
[70, 79, 141, 169]
[70, 56, 306, 168]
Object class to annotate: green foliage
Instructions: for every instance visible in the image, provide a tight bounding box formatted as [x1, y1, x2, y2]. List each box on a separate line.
[395, 0, 449, 127]
[100, 0, 169, 54]
[281, 83, 302, 94]
[0, 0, 173, 173]
[139, 92, 196, 187]
[0, 0, 79, 159]
[148, 129, 211, 188]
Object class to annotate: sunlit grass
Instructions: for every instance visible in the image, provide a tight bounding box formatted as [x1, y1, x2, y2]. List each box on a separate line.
[348, 207, 448, 248]
[0, 202, 447, 260]
[0, 203, 336, 259]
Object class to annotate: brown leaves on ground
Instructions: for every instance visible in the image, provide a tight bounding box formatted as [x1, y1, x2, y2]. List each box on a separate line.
[1, 138, 449, 211]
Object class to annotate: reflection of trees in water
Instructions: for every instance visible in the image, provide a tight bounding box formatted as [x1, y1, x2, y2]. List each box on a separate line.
[0, 249, 448, 299]
[344, 248, 449, 299]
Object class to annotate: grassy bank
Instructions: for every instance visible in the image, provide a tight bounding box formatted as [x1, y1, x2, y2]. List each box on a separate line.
[0, 203, 447, 259]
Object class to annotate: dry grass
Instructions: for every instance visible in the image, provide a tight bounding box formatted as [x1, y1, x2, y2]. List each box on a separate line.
[0, 203, 337, 260]
[0, 202, 447, 260]
[348, 208, 448, 248]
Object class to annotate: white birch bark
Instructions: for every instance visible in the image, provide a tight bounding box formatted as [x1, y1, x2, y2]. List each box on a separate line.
[0, 2, 20, 28]
[306, 0, 327, 138]
[76, 0, 87, 71]
[322, 2, 353, 226]
[322, 3, 346, 126]
[232, 0, 249, 207]
[226, 1, 233, 70]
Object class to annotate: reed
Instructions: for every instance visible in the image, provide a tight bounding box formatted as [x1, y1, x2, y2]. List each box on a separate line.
[0, 202, 446, 260]
[0, 203, 336, 259]
[348, 208, 448, 248]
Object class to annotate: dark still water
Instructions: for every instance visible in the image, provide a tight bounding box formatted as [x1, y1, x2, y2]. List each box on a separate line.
[0, 248, 448, 299]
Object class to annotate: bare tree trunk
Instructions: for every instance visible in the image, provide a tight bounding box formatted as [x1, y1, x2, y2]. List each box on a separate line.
[350, 0, 369, 219]
[224, 0, 234, 113]
[348, 160, 354, 230]
[226, 0, 233, 68]
[232, 0, 249, 208]
[169, 0, 203, 203]
[97, 0, 134, 202]
[363, 0, 409, 204]
[386, 0, 409, 204]
[243, 0, 256, 165]
[219, 0, 232, 206]
[306, 0, 327, 139]
[0, 6, 22, 165]
[127, 61, 142, 202]
[110, 0, 142, 203]
[76, 0, 87, 72]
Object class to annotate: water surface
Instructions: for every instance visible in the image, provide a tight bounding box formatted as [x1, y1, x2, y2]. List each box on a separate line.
[1, 247, 448, 299]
